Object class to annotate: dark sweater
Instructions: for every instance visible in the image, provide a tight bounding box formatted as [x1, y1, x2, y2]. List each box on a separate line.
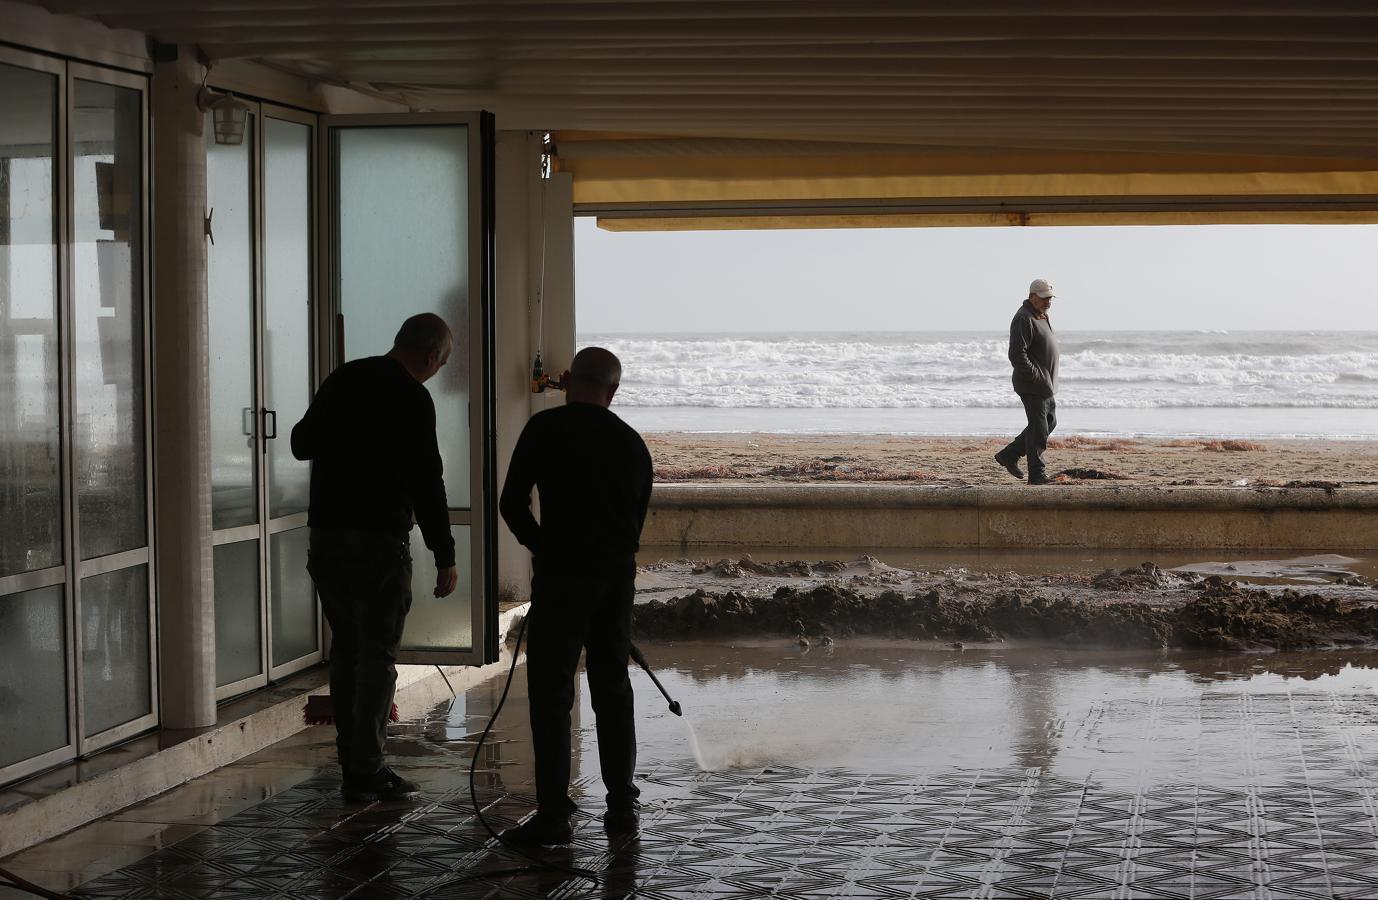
[499, 403, 653, 578]
[1008, 300, 1060, 399]
[291, 356, 455, 568]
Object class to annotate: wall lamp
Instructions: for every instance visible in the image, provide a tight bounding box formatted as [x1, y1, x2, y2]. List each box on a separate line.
[197, 86, 251, 146]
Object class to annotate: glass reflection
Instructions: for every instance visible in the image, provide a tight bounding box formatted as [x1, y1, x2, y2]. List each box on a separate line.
[263, 117, 312, 519]
[0, 586, 68, 768]
[0, 63, 62, 577]
[81, 565, 151, 736]
[206, 113, 258, 530]
[72, 79, 146, 560]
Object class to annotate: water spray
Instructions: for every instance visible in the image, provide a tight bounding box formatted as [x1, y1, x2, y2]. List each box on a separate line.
[629, 644, 682, 717]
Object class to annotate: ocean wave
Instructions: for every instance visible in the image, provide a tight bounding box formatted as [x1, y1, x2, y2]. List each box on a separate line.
[588, 331, 1378, 413]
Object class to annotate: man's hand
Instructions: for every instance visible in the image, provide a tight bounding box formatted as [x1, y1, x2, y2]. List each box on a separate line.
[434, 565, 459, 598]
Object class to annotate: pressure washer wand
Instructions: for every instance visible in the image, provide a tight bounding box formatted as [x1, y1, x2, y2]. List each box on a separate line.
[629, 643, 682, 716]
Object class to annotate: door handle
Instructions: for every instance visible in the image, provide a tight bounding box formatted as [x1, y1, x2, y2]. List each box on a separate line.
[263, 408, 278, 444]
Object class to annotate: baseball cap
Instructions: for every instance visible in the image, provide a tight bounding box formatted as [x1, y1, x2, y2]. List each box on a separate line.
[1029, 278, 1055, 299]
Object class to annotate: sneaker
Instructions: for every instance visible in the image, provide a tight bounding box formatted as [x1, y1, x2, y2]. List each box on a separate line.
[603, 803, 641, 834]
[994, 452, 1024, 480]
[342, 767, 420, 803]
[501, 813, 575, 846]
[1027, 472, 1051, 486]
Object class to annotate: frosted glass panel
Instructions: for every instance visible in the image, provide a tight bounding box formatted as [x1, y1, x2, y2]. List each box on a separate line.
[263, 117, 313, 519]
[335, 125, 470, 508]
[81, 565, 151, 736]
[400, 524, 472, 651]
[72, 80, 146, 559]
[0, 64, 62, 576]
[0, 585, 68, 767]
[206, 114, 258, 530]
[269, 526, 317, 667]
[214, 539, 262, 687]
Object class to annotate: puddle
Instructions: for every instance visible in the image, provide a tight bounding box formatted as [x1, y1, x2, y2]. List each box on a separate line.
[605, 641, 1378, 786]
[1172, 553, 1365, 583]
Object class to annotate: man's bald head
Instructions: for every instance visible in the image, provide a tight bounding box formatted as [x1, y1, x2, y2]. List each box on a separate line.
[565, 347, 622, 407]
[388, 313, 452, 384]
[393, 313, 452, 356]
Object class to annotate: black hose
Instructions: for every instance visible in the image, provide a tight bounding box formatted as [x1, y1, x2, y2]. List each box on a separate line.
[0, 865, 72, 899]
[420, 611, 601, 896]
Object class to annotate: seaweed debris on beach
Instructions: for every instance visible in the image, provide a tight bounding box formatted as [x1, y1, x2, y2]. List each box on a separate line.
[633, 558, 1378, 651]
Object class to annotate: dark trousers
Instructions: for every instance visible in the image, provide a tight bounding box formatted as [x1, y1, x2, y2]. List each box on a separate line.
[307, 527, 413, 780]
[1001, 394, 1057, 477]
[525, 573, 639, 816]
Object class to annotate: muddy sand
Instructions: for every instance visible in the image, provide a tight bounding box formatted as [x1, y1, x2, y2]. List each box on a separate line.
[629, 555, 1378, 652]
[647, 433, 1377, 488]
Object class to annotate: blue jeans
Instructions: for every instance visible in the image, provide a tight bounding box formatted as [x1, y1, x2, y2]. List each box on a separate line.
[1001, 395, 1057, 478]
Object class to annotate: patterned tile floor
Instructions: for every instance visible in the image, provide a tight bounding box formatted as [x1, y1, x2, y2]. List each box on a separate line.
[11, 644, 1378, 899]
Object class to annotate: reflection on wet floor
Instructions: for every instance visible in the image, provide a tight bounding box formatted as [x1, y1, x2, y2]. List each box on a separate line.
[16, 642, 1378, 898]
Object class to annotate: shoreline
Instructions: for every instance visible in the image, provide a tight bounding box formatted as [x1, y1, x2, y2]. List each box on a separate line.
[646, 433, 1378, 487]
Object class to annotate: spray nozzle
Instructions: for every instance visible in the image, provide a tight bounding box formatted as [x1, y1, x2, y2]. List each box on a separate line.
[630, 643, 682, 717]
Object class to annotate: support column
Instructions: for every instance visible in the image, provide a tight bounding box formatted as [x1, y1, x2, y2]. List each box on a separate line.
[151, 47, 216, 728]
[493, 132, 576, 603]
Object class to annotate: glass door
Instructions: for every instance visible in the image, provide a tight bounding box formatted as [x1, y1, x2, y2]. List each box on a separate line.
[320, 113, 492, 666]
[207, 103, 320, 700]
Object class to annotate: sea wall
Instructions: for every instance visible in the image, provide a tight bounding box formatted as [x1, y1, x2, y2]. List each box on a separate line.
[643, 484, 1378, 551]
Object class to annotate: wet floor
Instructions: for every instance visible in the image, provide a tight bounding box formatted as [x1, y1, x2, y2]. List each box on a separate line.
[12, 642, 1378, 898]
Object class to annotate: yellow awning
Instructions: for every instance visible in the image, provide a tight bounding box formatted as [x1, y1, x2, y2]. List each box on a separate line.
[553, 133, 1378, 229]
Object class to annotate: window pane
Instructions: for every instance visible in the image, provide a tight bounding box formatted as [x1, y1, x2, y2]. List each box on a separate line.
[72, 80, 146, 560]
[81, 565, 150, 736]
[263, 118, 312, 519]
[213, 539, 262, 687]
[399, 524, 471, 652]
[336, 125, 470, 508]
[206, 113, 258, 530]
[269, 526, 316, 667]
[0, 63, 62, 577]
[0, 585, 68, 768]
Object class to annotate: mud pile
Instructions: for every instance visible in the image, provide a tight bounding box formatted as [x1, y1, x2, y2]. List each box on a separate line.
[633, 577, 1378, 651]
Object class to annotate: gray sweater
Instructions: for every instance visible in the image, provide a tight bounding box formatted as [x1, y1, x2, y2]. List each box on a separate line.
[1008, 300, 1059, 399]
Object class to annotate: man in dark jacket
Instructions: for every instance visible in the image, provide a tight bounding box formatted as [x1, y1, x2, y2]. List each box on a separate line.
[499, 347, 654, 846]
[291, 312, 458, 802]
[996, 279, 1061, 485]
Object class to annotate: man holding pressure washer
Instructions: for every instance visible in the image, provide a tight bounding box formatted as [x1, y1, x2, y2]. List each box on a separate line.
[499, 347, 654, 845]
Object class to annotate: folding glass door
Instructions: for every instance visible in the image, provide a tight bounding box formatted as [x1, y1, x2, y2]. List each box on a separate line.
[0, 50, 156, 784]
[321, 114, 491, 665]
[207, 104, 320, 698]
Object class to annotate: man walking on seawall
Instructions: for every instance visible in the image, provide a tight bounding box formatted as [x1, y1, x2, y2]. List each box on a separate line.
[292, 313, 459, 802]
[499, 347, 654, 846]
[995, 278, 1061, 486]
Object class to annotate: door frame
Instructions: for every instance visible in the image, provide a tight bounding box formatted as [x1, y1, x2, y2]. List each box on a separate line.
[317, 112, 490, 667]
[209, 101, 325, 701]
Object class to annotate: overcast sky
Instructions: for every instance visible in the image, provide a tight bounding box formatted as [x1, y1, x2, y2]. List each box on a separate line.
[575, 219, 1378, 333]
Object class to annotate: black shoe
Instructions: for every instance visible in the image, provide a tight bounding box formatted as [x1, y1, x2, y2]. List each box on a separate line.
[342, 767, 420, 803]
[501, 813, 575, 846]
[994, 452, 1024, 480]
[603, 803, 641, 834]
[1027, 472, 1051, 486]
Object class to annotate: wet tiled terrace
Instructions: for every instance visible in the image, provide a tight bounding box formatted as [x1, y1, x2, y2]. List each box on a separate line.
[8, 643, 1378, 899]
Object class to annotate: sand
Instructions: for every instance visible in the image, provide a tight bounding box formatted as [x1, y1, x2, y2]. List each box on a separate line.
[646, 433, 1378, 488]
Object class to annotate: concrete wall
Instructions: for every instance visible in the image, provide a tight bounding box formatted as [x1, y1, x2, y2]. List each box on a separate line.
[644, 484, 1378, 551]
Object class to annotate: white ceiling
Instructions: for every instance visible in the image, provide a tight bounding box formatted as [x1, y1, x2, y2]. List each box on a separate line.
[32, 0, 1378, 159]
